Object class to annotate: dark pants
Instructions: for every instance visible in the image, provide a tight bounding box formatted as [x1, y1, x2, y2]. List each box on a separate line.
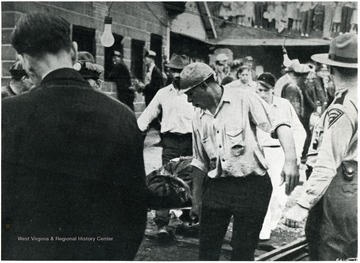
[301, 9, 314, 35]
[254, 3, 264, 27]
[154, 132, 193, 228]
[199, 174, 272, 261]
[301, 114, 312, 159]
[340, 6, 353, 33]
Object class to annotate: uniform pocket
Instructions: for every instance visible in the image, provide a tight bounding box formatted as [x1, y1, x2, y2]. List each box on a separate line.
[226, 129, 245, 157]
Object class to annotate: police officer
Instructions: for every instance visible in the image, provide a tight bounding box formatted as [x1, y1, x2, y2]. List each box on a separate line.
[284, 33, 358, 260]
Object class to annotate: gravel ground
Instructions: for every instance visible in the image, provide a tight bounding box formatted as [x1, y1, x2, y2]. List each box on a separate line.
[135, 129, 307, 261]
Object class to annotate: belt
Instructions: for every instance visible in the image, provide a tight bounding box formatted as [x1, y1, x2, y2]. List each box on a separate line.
[263, 145, 281, 148]
[161, 132, 192, 139]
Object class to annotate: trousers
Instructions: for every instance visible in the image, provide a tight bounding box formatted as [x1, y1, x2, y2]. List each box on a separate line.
[199, 174, 272, 261]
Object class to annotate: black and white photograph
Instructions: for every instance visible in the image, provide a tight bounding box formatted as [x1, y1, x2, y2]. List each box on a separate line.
[1, 1, 358, 260]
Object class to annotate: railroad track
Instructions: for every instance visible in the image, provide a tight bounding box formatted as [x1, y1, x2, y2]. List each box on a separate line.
[256, 237, 309, 261]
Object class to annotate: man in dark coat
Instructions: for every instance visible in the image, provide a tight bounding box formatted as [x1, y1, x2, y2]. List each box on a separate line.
[108, 50, 135, 111]
[2, 12, 147, 260]
[143, 50, 164, 106]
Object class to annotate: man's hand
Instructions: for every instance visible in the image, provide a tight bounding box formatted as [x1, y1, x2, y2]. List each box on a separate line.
[284, 204, 308, 228]
[190, 199, 201, 222]
[280, 161, 300, 195]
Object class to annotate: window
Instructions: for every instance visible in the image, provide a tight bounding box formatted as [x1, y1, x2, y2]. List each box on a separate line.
[72, 25, 95, 58]
[150, 34, 163, 71]
[131, 39, 145, 81]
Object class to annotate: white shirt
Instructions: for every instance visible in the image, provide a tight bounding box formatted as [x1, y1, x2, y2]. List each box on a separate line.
[224, 79, 257, 93]
[257, 96, 306, 159]
[137, 84, 195, 134]
[144, 63, 155, 85]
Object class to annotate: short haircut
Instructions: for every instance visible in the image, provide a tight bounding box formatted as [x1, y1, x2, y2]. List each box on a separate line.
[11, 12, 72, 58]
[237, 65, 249, 76]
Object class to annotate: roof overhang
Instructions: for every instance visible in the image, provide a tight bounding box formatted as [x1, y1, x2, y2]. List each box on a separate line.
[211, 38, 330, 46]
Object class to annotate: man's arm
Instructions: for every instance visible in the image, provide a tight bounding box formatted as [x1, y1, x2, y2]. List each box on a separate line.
[190, 167, 206, 220]
[247, 93, 300, 195]
[276, 124, 300, 195]
[137, 91, 162, 132]
[284, 106, 354, 227]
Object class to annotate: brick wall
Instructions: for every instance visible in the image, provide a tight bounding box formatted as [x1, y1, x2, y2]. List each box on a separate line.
[1, 2, 169, 117]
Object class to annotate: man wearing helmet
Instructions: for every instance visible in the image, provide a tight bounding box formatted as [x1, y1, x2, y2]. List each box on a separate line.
[178, 62, 299, 260]
[2, 61, 33, 98]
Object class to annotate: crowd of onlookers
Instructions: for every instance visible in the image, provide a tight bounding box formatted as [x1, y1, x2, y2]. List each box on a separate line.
[218, 2, 358, 38]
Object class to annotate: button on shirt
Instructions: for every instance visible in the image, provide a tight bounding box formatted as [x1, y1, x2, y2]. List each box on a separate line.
[191, 88, 290, 178]
[137, 84, 195, 134]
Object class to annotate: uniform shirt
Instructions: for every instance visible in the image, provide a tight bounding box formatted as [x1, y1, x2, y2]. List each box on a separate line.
[137, 84, 195, 134]
[225, 79, 257, 93]
[257, 96, 306, 159]
[191, 88, 290, 178]
[298, 84, 357, 209]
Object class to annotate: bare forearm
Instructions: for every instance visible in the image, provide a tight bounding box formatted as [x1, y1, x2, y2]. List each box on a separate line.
[192, 167, 206, 203]
[276, 125, 297, 164]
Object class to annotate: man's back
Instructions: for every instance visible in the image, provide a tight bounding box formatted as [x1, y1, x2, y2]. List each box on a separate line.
[2, 69, 147, 260]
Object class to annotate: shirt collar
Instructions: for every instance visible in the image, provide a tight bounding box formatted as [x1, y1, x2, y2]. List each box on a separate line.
[148, 63, 155, 73]
[200, 86, 232, 117]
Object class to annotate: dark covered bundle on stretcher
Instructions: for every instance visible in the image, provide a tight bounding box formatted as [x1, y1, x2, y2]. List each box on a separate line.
[146, 156, 193, 209]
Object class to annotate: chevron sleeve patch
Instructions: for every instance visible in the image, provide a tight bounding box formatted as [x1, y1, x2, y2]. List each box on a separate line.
[327, 108, 344, 128]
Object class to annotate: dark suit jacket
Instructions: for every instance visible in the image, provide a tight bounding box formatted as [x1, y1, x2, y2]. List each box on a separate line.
[108, 62, 135, 110]
[143, 65, 164, 106]
[2, 68, 147, 260]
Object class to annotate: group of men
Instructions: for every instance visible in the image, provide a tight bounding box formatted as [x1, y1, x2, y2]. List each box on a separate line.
[2, 11, 357, 261]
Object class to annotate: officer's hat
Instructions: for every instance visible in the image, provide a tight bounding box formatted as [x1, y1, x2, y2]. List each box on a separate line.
[311, 33, 357, 69]
[113, 50, 122, 58]
[145, 50, 156, 58]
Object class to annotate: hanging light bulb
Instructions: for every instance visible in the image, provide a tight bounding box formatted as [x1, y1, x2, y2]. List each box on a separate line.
[101, 16, 115, 47]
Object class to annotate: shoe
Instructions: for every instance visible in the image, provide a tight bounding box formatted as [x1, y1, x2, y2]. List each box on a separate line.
[305, 33, 309, 37]
[254, 25, 258, 28]
[157, 226, 169, 239]
[301, 33, 304, 37]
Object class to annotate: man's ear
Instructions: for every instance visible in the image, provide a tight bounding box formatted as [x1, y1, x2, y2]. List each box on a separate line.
[18, 54, 35, 76]
[70, 41, 78, 63]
